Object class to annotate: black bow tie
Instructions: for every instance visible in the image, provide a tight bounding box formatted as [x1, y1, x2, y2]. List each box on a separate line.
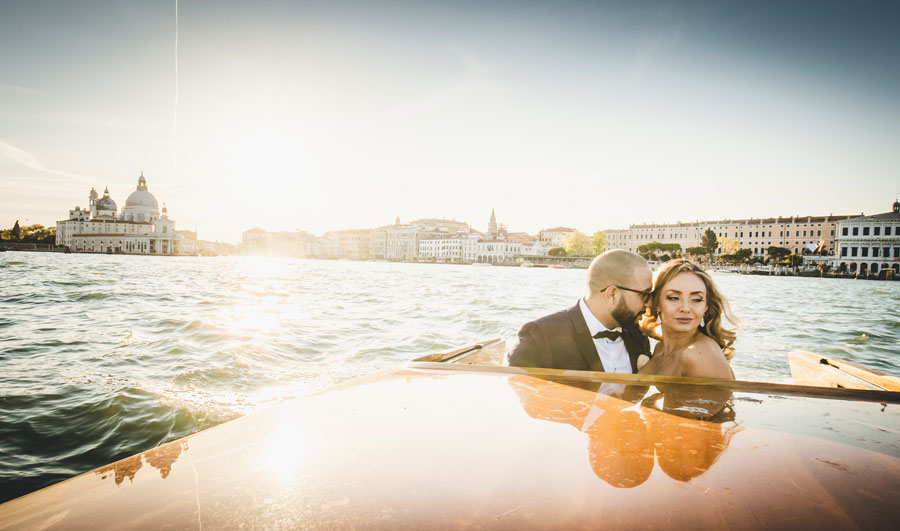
[593, 330, 622, 341]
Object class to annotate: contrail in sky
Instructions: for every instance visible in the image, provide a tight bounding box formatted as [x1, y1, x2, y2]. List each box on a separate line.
[167, 0, 179, 200]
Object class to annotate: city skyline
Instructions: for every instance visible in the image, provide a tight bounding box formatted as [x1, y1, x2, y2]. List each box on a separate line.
[2, 1, 899, 243]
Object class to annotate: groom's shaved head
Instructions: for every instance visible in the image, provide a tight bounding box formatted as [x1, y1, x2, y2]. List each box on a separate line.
[587, 250, 649, 296]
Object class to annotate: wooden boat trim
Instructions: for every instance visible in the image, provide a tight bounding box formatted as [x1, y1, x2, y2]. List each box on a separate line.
[407, 360, 900, 404]
[789, 350, 900, 391]
[411, 338, 502, 363]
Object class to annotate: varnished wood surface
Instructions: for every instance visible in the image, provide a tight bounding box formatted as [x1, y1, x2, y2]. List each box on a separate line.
[790, 350, 900, 391]
[2, 363, 898, 530]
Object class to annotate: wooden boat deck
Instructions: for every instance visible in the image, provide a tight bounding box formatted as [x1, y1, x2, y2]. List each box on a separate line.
[2, 341, 899, 530]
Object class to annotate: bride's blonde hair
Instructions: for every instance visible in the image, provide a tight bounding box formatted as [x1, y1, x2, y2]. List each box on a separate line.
[639, 259, 740, 360]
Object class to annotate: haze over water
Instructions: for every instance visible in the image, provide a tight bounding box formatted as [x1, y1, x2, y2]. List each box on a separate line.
[1, 252, 899, 502]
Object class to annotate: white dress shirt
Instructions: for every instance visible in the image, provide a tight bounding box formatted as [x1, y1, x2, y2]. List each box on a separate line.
[578, 297, 633, 374]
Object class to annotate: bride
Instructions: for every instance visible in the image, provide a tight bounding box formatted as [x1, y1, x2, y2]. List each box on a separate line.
[638, 259, 739, 380]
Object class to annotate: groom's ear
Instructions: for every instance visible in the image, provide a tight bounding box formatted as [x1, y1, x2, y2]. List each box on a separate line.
[603, 285, 617, 302]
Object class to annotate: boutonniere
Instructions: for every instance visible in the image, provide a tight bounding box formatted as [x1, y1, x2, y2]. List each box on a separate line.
[637, 354, 650, 370]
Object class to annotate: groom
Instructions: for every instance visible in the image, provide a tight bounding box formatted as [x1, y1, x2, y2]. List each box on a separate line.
[505, 249, 652, 372]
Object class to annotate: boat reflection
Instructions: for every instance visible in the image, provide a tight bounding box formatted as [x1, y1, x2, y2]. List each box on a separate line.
[95, 440, 189, 486]
[509, 375, 741, 487]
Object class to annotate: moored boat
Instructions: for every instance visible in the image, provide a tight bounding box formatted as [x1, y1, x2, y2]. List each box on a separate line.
[1, 340, 898, 529]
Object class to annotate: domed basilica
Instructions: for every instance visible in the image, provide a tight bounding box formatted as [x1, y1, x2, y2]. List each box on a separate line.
[56, 173, 186, 254]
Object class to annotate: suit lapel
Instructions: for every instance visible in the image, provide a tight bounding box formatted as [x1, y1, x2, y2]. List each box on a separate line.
[623, 328, 648, 373]
[567, 304, 605, 372]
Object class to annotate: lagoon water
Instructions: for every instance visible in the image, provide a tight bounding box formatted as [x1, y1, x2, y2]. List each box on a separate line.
[1, 252, 899, 502]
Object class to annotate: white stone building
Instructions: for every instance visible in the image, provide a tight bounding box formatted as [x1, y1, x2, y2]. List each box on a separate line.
[56, 173, 184, 255]
[605, 214, 854, 258]
[833, 200, 900, 276]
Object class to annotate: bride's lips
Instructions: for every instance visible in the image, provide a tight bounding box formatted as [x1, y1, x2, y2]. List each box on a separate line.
[675, 317, 693, 324]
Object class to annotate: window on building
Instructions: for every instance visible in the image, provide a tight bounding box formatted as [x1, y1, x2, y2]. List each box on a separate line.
[885, 226, 892, 236]
[874, 227, 881, 236]
[852, 227, 858, 236]
[861, 247, 869, 257]
[885, 247, 891, 257]
[817, 230, 821, 236]
[894, 247, 900, 258]
[831, 230, 834, 236]
[841, 247, 847, 257]
[842, 227, 848, 236]
[802, 230, 807, 237]
[851, 247, 858, 257]
[863, 227, 869, 236]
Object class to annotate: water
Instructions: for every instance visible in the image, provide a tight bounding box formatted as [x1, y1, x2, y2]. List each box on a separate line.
[1, 253, 898, 502]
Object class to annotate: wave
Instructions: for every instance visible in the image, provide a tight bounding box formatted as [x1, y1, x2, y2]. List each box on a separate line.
[75, 292, 115, 301]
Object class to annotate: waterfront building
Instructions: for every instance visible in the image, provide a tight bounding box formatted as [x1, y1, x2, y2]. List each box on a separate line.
[418, 235, 466, 262]
[538, 227, 577, 248]
[371, 217, 471, 261]
[473, 239, 522, 264]
[505, 232, 534, 244]
[56, 173, 184, 254]
[240, 228, 270, 255]
[322, 229, 372, 259]
[833, 200, 900, 275]
[519, 241, 554, 257]
[240, 228, 311, 257]
[605, 214, 854, 258]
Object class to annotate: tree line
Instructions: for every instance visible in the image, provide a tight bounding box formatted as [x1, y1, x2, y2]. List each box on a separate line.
[548, 230, 609, 257]
[635, 229, 806, 267]
[0, 221, 57, 244]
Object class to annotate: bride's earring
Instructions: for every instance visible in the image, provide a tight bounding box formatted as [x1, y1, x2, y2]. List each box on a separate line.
[700, 316, 706, 327]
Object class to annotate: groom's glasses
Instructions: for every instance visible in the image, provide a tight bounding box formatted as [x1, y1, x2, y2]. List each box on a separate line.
[611, 285, 653, 303]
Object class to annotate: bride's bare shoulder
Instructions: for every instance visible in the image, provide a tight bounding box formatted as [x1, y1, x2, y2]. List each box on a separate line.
[681, 335, 734, 379]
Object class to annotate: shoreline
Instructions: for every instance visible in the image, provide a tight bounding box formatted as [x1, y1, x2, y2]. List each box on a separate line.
[4, 246, 898, 280]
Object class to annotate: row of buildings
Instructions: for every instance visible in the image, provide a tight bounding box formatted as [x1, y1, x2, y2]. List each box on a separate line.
[242, 201, 900, 275]
[241, 210, 576, 264]
[604, 201, 900, 276]
[54, 175, 899, 275]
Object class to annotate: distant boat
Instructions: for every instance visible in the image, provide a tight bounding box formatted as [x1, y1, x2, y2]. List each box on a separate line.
[520, 261, 534, 268]
[471, 262, 492, 267]
[549, 264, 565, 269]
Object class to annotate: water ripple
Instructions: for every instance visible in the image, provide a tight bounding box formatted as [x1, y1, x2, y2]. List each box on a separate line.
[1, 253, 899, 503]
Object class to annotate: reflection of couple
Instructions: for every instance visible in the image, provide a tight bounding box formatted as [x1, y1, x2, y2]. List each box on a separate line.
[508, 376, 741, 487]
[506, 250, 739, 380]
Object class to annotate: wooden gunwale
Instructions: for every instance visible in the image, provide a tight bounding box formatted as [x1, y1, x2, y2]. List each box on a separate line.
[407, 361, 900, 404]
[789, 350, 900, 391]
[411, 338, 502, 363]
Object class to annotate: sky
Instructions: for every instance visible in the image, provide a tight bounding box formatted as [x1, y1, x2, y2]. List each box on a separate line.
[1, 0, 898, 243]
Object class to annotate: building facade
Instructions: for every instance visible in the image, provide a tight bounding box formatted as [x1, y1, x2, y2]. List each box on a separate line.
[56, 173, 184, 255]
[606, 215, 854, 258]
[538, 227, 577, 248]
[833, 201, 900, 275]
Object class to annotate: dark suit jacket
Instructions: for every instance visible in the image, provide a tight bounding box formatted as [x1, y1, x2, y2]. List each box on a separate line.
[505, 302, 651, 372]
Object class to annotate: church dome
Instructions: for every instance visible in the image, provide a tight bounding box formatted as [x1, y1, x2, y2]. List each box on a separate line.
[97, 195, 117, 211]
[126, 189, 159, 208]
[125, 172, 159, 209]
